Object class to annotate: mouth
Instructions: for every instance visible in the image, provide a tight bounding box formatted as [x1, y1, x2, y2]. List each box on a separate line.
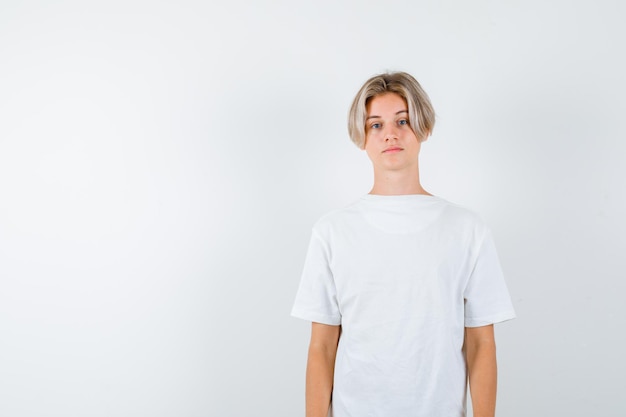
[382, 147, 403, 153]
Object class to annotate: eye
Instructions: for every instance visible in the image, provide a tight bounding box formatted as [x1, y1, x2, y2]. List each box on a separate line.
[370, 122, 381, 129]
[398, 119, 409, 126]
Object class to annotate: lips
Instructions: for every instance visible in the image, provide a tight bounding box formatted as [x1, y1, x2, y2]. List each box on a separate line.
[383, 146, 403, 153]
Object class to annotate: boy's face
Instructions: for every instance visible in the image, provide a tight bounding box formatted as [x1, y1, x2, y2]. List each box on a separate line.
[364, 93, 422, 172]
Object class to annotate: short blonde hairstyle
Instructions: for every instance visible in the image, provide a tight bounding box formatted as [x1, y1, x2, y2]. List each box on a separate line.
[348, 71, 436, 148]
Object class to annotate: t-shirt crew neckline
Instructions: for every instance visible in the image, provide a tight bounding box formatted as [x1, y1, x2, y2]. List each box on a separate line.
[357, 193, 447, 235]
[361, 193, 442, 202]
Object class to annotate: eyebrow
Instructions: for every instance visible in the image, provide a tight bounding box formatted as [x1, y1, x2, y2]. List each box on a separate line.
[366, 110, 408, 120]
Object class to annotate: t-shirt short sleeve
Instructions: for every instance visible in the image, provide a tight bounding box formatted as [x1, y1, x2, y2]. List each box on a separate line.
[291, 229, 341, 325]
[463, 229, 516, 327]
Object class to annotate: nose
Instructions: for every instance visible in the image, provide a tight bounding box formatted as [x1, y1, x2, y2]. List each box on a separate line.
[384, 124, 399, 141]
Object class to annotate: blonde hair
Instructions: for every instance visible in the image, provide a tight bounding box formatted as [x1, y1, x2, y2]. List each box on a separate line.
[348, 71, 436, 148]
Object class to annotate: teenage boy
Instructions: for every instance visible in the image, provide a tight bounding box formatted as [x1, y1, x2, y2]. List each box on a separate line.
[292, 71, 515, 417]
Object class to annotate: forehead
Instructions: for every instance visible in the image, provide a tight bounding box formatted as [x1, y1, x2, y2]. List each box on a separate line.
[366, 92, 408, 116]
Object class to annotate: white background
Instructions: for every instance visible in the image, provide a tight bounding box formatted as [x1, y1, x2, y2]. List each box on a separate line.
[1, 0, 625, 416]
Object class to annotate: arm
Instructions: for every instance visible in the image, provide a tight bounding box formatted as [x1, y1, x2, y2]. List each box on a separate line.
[465, 324, 497, 417]
[306, 322, 341, 417]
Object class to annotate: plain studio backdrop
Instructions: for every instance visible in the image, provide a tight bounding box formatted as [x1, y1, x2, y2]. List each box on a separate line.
[1, 0, 625, 416]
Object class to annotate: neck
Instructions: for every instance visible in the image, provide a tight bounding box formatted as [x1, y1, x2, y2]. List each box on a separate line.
[369, 166, 430, 196]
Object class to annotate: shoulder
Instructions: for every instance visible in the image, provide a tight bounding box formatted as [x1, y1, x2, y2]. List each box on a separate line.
[440, 199, 484, 222]
[310, 199, 364, 238]
[437, 198, 491, 237]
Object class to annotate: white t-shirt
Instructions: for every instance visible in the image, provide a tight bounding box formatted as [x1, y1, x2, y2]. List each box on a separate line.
[291, 194, 516, 417]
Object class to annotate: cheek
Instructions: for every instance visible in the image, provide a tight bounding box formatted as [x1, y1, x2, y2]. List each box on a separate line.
[365, 130, 382, 143]
[363, 133, 378, 150]
[363, 144, 377, 160]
